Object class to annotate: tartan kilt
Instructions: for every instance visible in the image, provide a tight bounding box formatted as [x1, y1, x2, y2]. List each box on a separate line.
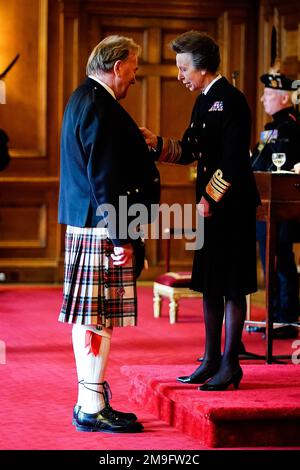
[58, 226, 137, 327]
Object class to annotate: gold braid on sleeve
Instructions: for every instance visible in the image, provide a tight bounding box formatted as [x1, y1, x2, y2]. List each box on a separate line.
[158, 138, 182, 163]
[206, 169, 231, 202]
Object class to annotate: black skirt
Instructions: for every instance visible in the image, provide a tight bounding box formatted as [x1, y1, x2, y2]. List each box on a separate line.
[190, 205, 257, 296]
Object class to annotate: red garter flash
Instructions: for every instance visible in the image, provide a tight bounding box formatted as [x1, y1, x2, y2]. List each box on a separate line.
[85, 330, 101, 356]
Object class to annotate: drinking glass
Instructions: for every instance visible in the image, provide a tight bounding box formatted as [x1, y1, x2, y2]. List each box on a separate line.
[272, 153, 286, 172]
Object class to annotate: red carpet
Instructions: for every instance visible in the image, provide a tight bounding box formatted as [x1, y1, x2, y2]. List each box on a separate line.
[122, 364, 300, 447]
[0, 285, 299, 450]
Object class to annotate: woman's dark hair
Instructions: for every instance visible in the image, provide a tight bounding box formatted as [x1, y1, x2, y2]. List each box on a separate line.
[171, 31, 220, 73]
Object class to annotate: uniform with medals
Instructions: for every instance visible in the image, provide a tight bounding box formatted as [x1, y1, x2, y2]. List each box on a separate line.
[251, 72, 300, 337]
[252, 109, 300, 172]
[157, 76, 260, 296]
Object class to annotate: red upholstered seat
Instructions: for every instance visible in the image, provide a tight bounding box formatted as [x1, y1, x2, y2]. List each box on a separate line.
[153, 228, 201, 323]
[155, 271, 192, 287]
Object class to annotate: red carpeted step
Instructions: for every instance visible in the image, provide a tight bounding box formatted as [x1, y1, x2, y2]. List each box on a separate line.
[121, 364, 300, 448]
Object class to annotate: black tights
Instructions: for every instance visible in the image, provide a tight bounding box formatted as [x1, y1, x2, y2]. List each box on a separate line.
[202, 293, 246, 380]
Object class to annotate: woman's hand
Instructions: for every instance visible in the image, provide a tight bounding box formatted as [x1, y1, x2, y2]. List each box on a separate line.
[111, 244, 133, 266]
[139, 127, 158, 149]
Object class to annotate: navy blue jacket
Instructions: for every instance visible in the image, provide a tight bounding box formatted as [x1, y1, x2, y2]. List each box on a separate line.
[58, 78, 160, 245]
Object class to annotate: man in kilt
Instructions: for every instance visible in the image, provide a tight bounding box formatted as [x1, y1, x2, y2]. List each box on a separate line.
[58, 35, 160, 433]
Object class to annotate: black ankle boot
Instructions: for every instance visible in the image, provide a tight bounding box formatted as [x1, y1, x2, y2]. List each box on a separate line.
[177, 360, 221, 384]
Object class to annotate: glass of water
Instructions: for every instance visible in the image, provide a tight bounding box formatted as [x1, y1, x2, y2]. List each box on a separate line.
[272, 152, 286, 172]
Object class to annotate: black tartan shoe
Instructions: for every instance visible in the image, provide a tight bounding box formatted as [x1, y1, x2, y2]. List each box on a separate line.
[72, 405, 80, 425]
[72, 380, 138, 425]
[102, 381, 138, 421]
[72, 404, 137, 425]
[75, 407, 143, 433]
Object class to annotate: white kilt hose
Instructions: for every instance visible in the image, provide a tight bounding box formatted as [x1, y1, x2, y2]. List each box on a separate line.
[58, 226, 137, 328]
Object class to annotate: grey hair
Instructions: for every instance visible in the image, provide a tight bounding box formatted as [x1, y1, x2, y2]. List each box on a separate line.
[86, 35, 141, 75]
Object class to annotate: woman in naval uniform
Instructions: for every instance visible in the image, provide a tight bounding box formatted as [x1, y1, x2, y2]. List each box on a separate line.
[141, 31, 260, 391]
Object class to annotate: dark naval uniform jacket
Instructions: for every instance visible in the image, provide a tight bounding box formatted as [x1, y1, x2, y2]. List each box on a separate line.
[58, 77, 160, 245]
[252, 106, 300, 171]
[158, 76, 260, 296]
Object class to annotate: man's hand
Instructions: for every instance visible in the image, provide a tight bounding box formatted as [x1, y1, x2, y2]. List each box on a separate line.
[111, 244, 133, 266]
[197, 196, 212, 217]
[139, 127, 158, 149]
[293, 162, 300, 174]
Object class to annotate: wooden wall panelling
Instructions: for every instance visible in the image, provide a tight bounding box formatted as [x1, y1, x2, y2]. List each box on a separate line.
[256, 1, 300, 141]
[218, 5, 258, 144]
[0, 205, 46, 249]
[55, 0, 83, 281]
[59, 0, 81, 108]
[47, 0, 66, 283]
[0, 0, 62, 282]
[0, 0, 48, 167]
[48, 0, 62, 177]
[0, 178, 59, 282]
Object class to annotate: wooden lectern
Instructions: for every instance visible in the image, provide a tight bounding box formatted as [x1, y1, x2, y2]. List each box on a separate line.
[251, 172, 300, 363]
